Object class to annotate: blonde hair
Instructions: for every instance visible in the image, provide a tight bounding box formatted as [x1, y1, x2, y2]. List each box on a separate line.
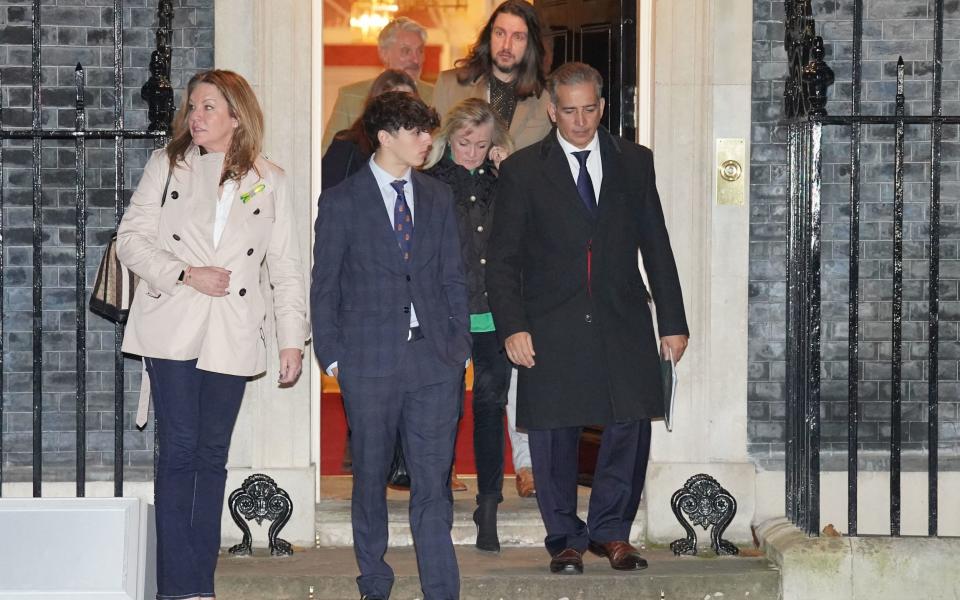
[425, 98, 513, 169]
[166, 69, 265, 183]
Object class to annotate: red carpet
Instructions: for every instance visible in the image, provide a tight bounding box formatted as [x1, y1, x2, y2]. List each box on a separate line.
[320, 391, 516, 476]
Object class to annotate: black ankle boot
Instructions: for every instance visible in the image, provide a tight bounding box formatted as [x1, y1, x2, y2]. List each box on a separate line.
[473, 497, 501, 553]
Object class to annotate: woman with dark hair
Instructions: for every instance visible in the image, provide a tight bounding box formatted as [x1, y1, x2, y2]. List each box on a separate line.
[424, 98, 514, 553]
[117, 70, 309, 599]
[321, 68, 418, 191]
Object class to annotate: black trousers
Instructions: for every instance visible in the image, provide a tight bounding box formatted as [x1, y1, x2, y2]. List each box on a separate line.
[528, 419, 652, 556]
[470, 331, 512, 503]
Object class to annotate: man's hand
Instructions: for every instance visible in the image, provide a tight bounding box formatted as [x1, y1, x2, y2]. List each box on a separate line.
[660, 335, 689, 363]
[505, 332, 536, 368]
[185, 266, 231, 297]
[278, 348, 302, 385]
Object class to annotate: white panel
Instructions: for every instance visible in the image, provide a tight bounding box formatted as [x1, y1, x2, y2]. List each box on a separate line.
[0, 498, 151, 600]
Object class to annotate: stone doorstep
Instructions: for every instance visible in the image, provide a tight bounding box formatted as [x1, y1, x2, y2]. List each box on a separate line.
[215, 546, 781, 600]
[315, 482, 647, 548]
[754, 517, 960, 600]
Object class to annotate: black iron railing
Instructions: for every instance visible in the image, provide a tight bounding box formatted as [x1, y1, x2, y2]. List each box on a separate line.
[0, 0, 175, 498]
[782, 0, 957, 537]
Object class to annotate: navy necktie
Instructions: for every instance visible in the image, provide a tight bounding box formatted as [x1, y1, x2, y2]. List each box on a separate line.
[572, 150, 597, 217]
[390, 179, 412, 261]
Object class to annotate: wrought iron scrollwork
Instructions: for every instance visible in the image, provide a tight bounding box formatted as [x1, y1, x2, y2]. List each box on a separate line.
[783, 0, 834, 118]
[141, 0, 175, 132]
[670, 474, 739, 556]
[228, 473, 294, 557]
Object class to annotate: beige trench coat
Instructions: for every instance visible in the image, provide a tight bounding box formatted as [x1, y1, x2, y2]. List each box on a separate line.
[117, 145, 309, 425]
[432, 68, 553, 151]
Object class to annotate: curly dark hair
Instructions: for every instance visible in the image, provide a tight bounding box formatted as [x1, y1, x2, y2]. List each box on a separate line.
[362, 90, 440, 151]
[454, 0, 546, 99]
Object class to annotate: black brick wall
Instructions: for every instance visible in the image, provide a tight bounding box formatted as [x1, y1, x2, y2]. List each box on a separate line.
[751, 0, 960, 466]
[0, 0, 213, 483]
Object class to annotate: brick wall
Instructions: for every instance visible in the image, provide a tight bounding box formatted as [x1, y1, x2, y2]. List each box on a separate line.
[750, 0, 960, 466]
[0, 0, 213, 482]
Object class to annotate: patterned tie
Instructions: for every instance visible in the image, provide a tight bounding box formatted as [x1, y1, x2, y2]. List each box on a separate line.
[572, 150, 597, 217]
[390, 179, 413, 261]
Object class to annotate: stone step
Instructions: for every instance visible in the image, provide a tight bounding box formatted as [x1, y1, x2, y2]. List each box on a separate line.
[215, 546, 781, 600]
[316, 476, 646, 548]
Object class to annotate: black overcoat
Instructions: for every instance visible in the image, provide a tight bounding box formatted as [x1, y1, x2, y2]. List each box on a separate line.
[485, 128, 689, 429]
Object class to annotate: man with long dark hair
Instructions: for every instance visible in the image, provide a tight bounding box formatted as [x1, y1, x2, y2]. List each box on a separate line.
[434, 0, 552, 151]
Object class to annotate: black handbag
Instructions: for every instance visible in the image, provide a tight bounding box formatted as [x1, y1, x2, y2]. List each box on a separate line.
[387, 437, 410, 489]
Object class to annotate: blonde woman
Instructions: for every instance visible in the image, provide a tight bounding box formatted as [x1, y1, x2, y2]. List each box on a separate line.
[117, 70, 308, 600]
[424, 97, 515, 552]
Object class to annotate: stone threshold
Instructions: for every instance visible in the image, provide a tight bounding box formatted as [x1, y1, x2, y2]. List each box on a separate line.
[215, 546, 780, 600]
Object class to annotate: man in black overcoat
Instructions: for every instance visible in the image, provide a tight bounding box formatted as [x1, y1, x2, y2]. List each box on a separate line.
[485, 62, 689, 574]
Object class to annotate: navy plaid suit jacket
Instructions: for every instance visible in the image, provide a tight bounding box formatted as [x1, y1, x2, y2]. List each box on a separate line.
[311, 163, 472, 377]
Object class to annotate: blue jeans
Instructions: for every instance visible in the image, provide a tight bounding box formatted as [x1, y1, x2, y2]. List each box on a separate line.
[146, 357, 246, 600]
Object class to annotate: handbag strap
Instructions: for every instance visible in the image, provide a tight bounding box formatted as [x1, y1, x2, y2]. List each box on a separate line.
[159, 166, 173, 207]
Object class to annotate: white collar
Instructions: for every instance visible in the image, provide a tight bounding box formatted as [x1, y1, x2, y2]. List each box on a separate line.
[369, 155, 412, 190]
[556, 130, 600, 157]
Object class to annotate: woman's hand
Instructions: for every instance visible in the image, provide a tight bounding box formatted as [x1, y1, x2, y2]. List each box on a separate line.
[278, 348, 303, 385]
[489, 145, 510, 169]
[185, 266, 231, 297]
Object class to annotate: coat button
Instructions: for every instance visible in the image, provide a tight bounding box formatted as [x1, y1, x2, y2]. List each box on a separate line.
[406, 275, 411, 281]
[476, 225, 484, 232]
[170, 191, 179, 199]
[172, 234, 181, 241]
[585, 313, 592, 323]
[480, 258, 486, 265]
[253, 208, 261, 215]
[238, 288, 247, 296]
[403, 306, 410, 314]
[470, 195, 476, 202]
[478, 168, 484, 175]
[247, 248, 254, 256]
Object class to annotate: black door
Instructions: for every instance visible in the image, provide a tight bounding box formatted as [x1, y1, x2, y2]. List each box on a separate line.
[536, 0, 637, 141]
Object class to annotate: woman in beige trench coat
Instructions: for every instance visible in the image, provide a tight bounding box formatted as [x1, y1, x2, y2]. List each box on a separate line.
[117, 69, 309, 600]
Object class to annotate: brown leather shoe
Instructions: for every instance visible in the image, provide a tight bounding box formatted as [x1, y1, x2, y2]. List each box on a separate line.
[450, 466, 468, 492]
[587, 540, 648, 571]
[549, 548, 584, 574]
[515, 467, 536, 498]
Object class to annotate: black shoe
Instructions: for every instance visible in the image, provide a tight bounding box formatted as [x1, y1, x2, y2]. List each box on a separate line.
[473, 497, 501, 553]
[549, 548, 584, 574]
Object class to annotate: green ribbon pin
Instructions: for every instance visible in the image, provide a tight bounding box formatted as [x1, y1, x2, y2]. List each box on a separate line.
[241, 182, 266, 204]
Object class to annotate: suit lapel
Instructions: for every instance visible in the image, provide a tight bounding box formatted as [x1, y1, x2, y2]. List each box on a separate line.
[213, 165, 262, 258]
[539, 134, 597, 224]
[596, 130, 626, 221]
[354, 166, 407, 269]
[510, 94, 534, 140]
[188, 150, 221, 258]
[409, 171, 433, 268]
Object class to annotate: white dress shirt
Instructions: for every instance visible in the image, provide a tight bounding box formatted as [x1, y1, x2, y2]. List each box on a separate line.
[556, 130, 603, 204]
[214, 179, 238, 248]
